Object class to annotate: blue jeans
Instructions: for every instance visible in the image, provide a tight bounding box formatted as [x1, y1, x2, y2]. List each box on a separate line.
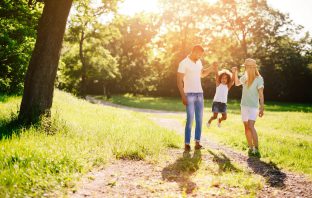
[185, 93, 204, 144]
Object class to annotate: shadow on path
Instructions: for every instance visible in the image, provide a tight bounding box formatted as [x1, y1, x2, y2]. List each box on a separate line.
[247, 157, 286, 188]
[162, 150, 202, 194]
[207, 149, 241, 174]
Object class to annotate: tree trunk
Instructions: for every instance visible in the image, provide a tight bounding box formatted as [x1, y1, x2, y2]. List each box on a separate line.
[19, 0, 73, 124]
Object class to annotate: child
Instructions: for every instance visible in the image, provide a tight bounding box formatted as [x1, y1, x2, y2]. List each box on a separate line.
[207, 68, 234, 128]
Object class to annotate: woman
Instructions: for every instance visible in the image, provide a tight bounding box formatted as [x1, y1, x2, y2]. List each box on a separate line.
[232, 58, 264, 157]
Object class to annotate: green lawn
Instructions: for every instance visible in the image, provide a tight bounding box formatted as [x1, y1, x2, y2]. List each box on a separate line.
[0, 91, 182, 197]
[1, 92, 311, 197]
[98, 94, 312, 178]
[96, 94, 312, 113]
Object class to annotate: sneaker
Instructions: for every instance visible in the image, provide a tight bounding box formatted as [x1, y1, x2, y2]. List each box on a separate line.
[253, 149, 261, 158]
[248, 148, 253, 157]
[184, 144, 191, 152]
[206, 122, 211, 128]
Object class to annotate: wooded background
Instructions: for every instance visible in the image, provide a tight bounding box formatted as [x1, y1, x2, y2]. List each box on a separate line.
[1, 0, 312, 103]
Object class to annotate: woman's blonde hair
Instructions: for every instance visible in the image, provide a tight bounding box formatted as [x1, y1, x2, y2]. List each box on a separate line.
[242, 58, 261, 87]
[245, 66, 260, 87]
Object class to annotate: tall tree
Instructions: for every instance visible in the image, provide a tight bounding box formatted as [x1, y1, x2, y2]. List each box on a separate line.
[59, 0, 119, 97]
[19, 0, 73, 123]
[108, 14, 160, 95]
[156, 0, 212, 96]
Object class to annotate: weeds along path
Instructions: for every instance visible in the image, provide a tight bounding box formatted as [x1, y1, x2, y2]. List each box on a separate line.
[77, 96, 312, 198]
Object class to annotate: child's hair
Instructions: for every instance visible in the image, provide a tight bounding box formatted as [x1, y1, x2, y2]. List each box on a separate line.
[217, 69, 232, 85]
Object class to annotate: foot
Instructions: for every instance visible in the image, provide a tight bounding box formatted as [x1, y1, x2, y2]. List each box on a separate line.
[253, 148, 261, 158]
[195, 143, 203, 150]
[248, 148, 253, 157]
[217, 118, 221, 128]
[206, 122, 211, 128]
[184, 144, 191, 152]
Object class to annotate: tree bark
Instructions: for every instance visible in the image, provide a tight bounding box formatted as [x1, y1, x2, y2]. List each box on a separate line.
[19, 0, 73, 123]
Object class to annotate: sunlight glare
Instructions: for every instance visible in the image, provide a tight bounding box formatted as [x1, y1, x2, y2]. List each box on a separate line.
[118, 0, 160, 16]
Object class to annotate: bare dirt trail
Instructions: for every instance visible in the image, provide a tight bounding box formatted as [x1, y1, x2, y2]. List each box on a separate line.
[71, 97, 312, 198]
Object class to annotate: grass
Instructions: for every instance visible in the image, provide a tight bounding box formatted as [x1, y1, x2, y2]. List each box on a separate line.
[95, 94, 312, 113]
[0, 91, 182, 197]
[98, 94, 312, 178]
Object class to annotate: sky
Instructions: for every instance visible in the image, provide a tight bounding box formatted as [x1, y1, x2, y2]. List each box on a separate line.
[267, 0, 312, 34]
[118, 0, 312, 34]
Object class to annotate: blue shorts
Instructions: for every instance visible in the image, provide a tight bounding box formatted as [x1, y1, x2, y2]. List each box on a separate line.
[212, 102, 227, 113]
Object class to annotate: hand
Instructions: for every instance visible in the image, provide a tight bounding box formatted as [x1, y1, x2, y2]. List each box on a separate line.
[213, 61, 218, 67]
[182, 95, 188, 106]
[259, 106, 264, 117]
[231, 67, 237, 73]
[212, 62, 218, 72]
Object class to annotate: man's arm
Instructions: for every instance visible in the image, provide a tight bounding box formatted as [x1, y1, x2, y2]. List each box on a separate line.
[215, 68, 220, 87]
[177, 72, 187, 106]
[201, 62, 218, 78]
[258, 88, 264, 117]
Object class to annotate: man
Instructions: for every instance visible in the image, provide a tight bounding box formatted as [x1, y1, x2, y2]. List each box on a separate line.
[177, 45, 217, 152]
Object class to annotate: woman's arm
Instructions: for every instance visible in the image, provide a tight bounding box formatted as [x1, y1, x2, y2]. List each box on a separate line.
[232, 67, 241, 86]
[228, 71, 235, 89]
[258, 88, 264, 117]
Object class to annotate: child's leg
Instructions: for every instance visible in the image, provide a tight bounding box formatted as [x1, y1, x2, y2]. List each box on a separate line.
[208, 113, 218, 123]
[218, 113, 227, 123]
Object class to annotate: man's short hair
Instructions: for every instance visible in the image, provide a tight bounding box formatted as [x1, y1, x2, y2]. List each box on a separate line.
[192, 45, 204, 53]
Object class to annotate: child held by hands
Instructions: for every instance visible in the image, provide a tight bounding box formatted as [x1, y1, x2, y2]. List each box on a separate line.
[207, 68, 234, 128]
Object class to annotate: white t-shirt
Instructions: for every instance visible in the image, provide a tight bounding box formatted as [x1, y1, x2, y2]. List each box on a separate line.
[213, 84, 229, 103]
[177, 57, 203, 93]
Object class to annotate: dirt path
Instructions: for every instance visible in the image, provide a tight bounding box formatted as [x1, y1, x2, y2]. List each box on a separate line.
[71, 97, 312, 198]
[149, 117, 312, 198]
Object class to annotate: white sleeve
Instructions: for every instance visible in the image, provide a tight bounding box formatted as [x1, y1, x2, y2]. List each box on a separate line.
[177, 61, 186, 73]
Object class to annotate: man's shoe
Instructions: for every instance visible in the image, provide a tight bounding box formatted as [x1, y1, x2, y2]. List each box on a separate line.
[184, 144, 191, 152]
[195, 144, 203, 150]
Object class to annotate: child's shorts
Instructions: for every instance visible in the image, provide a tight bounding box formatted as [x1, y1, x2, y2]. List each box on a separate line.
[212, 101, 227, 113]
[241, 105, 258, 122]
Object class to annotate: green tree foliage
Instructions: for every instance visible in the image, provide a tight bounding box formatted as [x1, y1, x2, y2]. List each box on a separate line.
[154, 0, 312, 101]
[259, 35, 312, 102]
[58, 0, 119, 97]
[108, 14, 160, 95]
[155, 0, 211, 96]
[2, 0, 311, 102]
[0, 0, 42, 93]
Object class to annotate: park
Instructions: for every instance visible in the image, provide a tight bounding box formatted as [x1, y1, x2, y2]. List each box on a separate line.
[1, 0, 312, 197]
